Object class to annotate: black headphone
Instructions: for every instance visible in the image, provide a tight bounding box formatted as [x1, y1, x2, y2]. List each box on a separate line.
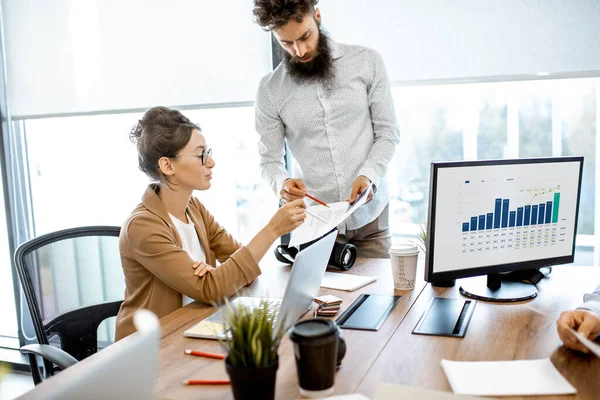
[274, 240, 357, 271]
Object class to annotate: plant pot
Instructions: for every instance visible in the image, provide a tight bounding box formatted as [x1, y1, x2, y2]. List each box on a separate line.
[225, 356, 279, 400]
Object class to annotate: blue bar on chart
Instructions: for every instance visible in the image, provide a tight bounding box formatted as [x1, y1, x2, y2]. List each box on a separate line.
[545, 201, 552, 223]
[486, 213, 493, 229]
[501, 199, 509, 228]
[524, 205, 531, 226]
[531, 205, 538, 225]
[470, 217, 477, 231]
[516, 207, 524, 227]
[509, 211, 516, 227]
[494, 199, 501, 228]
[461, 193, 562, 232]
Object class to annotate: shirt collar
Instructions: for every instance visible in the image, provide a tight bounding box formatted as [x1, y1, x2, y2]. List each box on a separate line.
[329, 40, 343, 60]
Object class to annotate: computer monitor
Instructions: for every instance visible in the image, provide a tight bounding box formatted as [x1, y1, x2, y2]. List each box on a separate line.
[425, 156, 583, 302]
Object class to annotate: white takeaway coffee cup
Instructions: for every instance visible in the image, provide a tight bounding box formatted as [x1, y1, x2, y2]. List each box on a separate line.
[388, 243, 419, 290]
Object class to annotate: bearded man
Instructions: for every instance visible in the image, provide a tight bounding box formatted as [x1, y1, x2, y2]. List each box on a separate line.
[253, 0, 400, 257]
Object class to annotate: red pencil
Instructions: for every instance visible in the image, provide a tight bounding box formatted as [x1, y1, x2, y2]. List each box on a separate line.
[182, 379, 230, 385]
[184, 349, 225, 360]
[305, 193, 330, 208]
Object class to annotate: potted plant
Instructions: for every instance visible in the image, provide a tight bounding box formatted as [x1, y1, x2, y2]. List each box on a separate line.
[220, 299, 286, 400]
[414, 222, 427, 253]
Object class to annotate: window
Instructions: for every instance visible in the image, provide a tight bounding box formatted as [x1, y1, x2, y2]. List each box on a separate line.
[24, 106, 274, 244]
[389, 77, 598, 263]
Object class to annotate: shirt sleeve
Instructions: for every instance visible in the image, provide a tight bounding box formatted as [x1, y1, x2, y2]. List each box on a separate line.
[357, 50, 400, 190]
[255, 76, 290, 195]
[126, 214, 261, 305]
[577, 284, 600, 314]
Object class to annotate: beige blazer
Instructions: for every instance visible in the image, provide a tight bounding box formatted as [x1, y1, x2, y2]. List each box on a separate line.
[115, 185, 261, 340]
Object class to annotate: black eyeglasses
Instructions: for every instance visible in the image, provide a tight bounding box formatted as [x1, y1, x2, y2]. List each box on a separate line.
[173, 148, 212, 165]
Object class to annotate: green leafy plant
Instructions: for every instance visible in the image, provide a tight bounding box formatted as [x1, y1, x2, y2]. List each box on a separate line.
[414, 223, 427, 253]
[220, 299, 286, 369]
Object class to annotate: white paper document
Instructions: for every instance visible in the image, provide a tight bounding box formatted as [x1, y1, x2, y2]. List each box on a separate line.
[440, 358, 576, 397]
[570, 328, 600, 358]
[374, 383, 487, 400]
[289, 186, 372, 247]
[320, 272, 377, 291]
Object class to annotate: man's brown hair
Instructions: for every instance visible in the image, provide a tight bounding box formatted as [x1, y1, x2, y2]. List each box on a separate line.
[253, 0, 319, 31]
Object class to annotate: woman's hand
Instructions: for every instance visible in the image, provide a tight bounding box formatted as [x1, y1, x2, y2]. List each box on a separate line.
[556, 309, 600, 353]
[192, 260, 216, 277]
[267, 198, 307, 237]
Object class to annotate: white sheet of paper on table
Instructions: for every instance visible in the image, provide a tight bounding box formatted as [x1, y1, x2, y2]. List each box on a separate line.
[289, 186, 372, 246]
[440, 358, 576, 396]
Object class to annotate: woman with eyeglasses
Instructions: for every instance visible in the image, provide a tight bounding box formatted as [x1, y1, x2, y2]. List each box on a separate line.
[115, 106, 306, 340]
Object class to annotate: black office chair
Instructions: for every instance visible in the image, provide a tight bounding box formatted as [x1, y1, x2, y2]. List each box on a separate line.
[14, 226, 124, 384]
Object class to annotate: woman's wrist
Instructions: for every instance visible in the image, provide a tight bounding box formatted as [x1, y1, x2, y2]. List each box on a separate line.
[261, 224, 279, 243]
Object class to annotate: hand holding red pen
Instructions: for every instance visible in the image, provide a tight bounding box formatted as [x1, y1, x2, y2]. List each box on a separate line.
[280, 178, 306, 204]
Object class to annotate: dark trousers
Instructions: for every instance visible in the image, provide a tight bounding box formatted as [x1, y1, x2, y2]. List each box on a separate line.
[337, 204, 391, 259]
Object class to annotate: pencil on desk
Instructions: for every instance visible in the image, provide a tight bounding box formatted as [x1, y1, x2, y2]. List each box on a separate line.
[305, 209, 330, 224]
[305, 193, 330, 208]
[182, 379, 230, 385]
[184, 349, 225, 360]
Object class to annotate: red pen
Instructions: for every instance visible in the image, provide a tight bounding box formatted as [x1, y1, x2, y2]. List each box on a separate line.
[182, 379, 230, 385]
[184, 349, 225, 360]
[305, 193, 330, 208]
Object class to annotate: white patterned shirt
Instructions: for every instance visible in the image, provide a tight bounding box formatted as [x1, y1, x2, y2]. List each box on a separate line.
[579, 285, 600, 314]
[255, 41, 400, 233]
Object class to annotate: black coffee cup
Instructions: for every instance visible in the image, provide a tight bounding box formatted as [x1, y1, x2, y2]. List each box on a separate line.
[289, 318, 342, 398]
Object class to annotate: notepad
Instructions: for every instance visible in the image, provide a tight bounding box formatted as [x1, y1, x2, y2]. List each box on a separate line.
[374, 383, 487, 399]
[440, 358, 576, 396]
[320, 272, 377, 291]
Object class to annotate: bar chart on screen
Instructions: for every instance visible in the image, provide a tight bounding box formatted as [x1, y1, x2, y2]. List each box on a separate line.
[460, 185, 565, 253]
[456, 181, 572, 255]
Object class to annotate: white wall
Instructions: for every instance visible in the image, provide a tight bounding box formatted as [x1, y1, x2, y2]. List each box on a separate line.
[3, 0, 272, 118]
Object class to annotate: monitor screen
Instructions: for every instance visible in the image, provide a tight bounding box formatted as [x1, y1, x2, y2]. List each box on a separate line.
[425, 157, 583, 300]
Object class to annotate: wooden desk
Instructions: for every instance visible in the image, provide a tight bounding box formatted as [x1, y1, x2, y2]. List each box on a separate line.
[356, 265, 600, 400]
[156, 262, 599, 400]
[155, 257, 426, 399]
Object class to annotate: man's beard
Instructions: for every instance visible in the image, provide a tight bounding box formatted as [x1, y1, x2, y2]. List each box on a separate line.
[282, 27, 335, 84]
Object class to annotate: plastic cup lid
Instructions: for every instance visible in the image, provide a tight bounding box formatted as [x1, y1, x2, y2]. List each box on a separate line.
[388, 243, 419, 255]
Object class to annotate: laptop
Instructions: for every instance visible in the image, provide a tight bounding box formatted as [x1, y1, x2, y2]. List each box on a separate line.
[19, 309, 159, 400]
[184, 229, 337, 339]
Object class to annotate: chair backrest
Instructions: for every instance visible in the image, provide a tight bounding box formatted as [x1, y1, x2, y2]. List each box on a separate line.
[17, 309, 160, 400]
[14, 226, 124, 364]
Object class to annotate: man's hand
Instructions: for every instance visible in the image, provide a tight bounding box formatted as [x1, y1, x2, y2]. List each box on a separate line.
[280, 178, 306, 204]
[557, 309, 600, 353]
[192, 260, 216, 277]
[347, 175, 373, 204]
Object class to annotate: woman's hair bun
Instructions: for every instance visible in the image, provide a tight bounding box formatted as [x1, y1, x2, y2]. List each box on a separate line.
[129, 120, 144, 143]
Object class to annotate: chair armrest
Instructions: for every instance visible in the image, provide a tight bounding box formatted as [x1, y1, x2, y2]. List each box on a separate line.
[21, 344, 78, 370]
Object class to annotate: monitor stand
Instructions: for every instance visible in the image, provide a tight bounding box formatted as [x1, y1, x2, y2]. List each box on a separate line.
[459, 273, 537, 302]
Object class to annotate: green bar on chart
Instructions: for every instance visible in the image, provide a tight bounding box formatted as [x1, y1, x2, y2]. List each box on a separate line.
[552, 192, 560, 223]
